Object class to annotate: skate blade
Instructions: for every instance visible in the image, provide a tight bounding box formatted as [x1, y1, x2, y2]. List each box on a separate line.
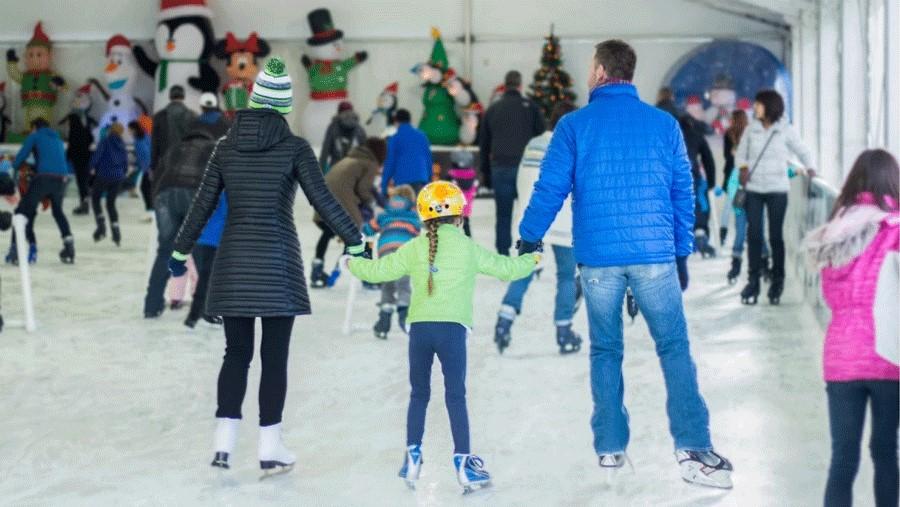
[259, 462, 294, 481]
[462, 480, 491, 495]
[404, 479, 416, 490]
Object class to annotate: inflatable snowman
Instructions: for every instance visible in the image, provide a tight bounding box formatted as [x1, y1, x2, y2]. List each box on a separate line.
[705, 75, 736, 136]
[133, 0, 220, 113]
[300, 8, 368, 147]
[93, 34, 146, 141]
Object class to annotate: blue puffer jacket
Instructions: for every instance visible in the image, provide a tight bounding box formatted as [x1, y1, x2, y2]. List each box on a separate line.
[519, 84, 695, 266]
[90, 134, 129, 182]
[13, 127, 69, 176]
[198, 192, 227, 248]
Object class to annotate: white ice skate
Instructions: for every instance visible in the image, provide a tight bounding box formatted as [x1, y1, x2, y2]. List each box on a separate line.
[454, 453, 491, 494]
[676, 450, 733, 489]
[398, 444, 423, 489]
[598, 452, 633, 483]
[210, 417, 239, 469]
[258, 423, 296, 480]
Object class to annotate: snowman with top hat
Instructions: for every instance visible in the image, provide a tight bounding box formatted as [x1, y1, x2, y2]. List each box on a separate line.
[300, 8, 367, 147]
[133, 0, 220, 113]
[92, 34, 147, 141]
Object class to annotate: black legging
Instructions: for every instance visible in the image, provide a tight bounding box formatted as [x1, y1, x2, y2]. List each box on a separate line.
[217, 316, 294, 427]
[188, 244, 217, 321]
[91, 180, 121, 224]
[14, 174, 72, 245]
[745, 191, 787, 282]
[139, 172, 154, 212]
[314, 221, 335, 260]
[70, 153, 92, 202]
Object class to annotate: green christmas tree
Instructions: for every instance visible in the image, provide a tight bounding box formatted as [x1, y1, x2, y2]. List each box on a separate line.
[528, 26, 576, 121]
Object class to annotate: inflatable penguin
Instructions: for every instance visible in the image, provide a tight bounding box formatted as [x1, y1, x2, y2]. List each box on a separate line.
[365, 81, 398, 138]
[133, 0, 220, 112]
[300, 8, 367, 147]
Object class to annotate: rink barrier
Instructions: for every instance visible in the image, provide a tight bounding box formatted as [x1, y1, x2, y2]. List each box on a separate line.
[11, 214, 37, 332]
[786, 175, 838, 328]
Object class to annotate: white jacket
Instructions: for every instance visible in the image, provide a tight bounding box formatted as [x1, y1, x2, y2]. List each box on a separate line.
[514, 131, 573, 247]
[735, 118, 814, 194]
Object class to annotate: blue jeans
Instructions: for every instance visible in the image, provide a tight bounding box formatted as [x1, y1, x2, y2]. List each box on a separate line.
[407, 322, 470, 454]
[144, 187, 195, 315]
[731, 212, 770, 259]
[580, 263, 712, 454]
[492, 165, 518, 255]
[501, 245, 577, 324]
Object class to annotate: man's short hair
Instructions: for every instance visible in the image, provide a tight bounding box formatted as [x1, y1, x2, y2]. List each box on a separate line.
[594, 39, 637, 81]
[504, 71, 522, 89]
[754, 89, 785, 124]
[30, 118, 49, 130]
[394, 109, 411, 123]
[169, 85, 186, 101]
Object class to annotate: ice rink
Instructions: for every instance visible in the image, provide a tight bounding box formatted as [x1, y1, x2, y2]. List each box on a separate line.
[0, 193, 874, 506]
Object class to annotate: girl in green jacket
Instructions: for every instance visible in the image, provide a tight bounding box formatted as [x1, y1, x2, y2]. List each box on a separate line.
[348, 180, 538, 493]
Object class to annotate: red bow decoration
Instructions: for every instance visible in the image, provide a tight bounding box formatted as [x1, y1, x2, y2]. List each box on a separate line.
[225, 32, 260, 55]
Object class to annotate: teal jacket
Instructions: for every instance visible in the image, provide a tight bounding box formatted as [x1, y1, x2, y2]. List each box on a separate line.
[349, 224, 536, 327]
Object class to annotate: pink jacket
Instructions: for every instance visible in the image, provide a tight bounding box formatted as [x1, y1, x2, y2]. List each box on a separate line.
[806, 194, 899, 382]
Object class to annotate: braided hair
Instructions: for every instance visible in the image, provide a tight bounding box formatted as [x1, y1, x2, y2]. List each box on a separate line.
[425, 216, 457, 296]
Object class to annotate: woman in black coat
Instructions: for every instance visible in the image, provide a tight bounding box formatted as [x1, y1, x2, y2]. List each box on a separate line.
[169, 58, 364, 473]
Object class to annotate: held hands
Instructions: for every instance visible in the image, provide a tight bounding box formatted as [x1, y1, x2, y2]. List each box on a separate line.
[168, 252, 188, 277]
[516, 239, 543, 256]
[676, 256, 689, 292]
[345, 242, 370, 259]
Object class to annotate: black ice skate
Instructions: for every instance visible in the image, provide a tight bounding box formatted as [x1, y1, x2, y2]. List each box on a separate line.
[494, 315, 513, 354]
[5, 242, 17, 265]
[726, 257, 741, 285]
[59, 237, 75, 264]
[310, 259, 327, 288]
[397, 306, 409, 334]
[93, 217, 107, 242]
[556, 324, 582, 354]
[740, 277, 760, 305]
[211, 452, 230, 469]
[719, 227, 728, 246]
[72, 199, 90, 216]
[373, 308, 393, 339]
[111, 223, 121, 246]
[676, 449, 733, 489]
[768, 278, 784, 305]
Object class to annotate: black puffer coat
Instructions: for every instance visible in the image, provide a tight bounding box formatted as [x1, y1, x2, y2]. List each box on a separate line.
[174, 109, 362, 317]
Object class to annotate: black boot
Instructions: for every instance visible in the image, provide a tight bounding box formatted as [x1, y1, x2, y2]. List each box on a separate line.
[373, 307, 393, 339]
[5, 242, 18, 265]
[556, 324, 583, 354]
[111, 222, 121, 246]
[719, 227, 728, 247]
[72, 199, 90, 216]
[397, 306, 409, 334]
[740, 277, 760, 305]
[768, 278, 784, 305]
[727, 257, 741, 285]
[93, 216, 107, 242]
[59, 237, 75, 264]
[494, 314, 513, 354]
[310, 259, 327, 288]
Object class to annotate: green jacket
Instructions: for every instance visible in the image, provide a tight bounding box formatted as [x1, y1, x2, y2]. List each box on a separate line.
[349, 224, 536, 327]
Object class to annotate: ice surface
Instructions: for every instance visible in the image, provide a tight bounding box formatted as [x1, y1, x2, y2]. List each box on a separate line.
[0, 194, 876, 506]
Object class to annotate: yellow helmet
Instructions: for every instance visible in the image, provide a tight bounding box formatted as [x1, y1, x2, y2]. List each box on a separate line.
[416, 181, 466, 221]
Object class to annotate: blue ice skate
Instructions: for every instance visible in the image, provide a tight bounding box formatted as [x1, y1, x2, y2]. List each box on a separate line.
[453, 453, 491, 494]
[398, 444, 423, 489]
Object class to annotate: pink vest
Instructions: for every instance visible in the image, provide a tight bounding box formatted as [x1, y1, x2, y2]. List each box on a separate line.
[821, 215, 899, 382]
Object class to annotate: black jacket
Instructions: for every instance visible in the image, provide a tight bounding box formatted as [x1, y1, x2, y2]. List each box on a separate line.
[153, 129, 216, 197]
[174, 109, 362, 317]
[478, 90, 545, 172]
[679, 116, 716, 188]
[151, 101, 196, 172]
[62, 113, 94, 162]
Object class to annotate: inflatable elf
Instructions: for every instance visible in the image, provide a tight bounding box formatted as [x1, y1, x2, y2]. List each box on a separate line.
[5, 22, 66, 138]
[416, 28, 459, 145]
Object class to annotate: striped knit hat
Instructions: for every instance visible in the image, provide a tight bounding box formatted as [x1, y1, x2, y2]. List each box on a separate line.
[249, 57, 293, 114]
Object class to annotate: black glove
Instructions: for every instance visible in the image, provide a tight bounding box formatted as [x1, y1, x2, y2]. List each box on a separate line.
[676, 256, 689, 292]
[51, 76, 65, 87]
[355, 51, 368, 63]
[516, 239, 543, 256]
[301, 55, 312, 69]
[6, 49, 18, 63]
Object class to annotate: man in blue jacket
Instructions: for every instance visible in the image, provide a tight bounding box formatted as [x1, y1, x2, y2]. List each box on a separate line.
[380, 109, 431, 196]
[516, 40, 733, 489]
[6, 118, 75, 264]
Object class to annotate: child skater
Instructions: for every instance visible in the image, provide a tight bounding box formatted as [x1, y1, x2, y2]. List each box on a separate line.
[804, 149, 899, 507]
[447, 150, 478, 237]
[347, 180, 539, 492]
[363, 184, 421, 339]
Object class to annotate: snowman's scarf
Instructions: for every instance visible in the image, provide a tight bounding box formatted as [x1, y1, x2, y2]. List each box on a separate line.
[158, 58, 205, 92]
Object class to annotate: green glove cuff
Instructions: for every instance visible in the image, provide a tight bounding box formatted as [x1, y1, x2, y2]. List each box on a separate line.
[172, 251, 189, 262]
[347, 243, 365, 255]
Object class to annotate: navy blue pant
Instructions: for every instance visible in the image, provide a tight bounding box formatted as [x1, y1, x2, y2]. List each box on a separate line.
[492, 165, 518, 256]
[407, 322, 470, 454]
[825, 380, 899, 507]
